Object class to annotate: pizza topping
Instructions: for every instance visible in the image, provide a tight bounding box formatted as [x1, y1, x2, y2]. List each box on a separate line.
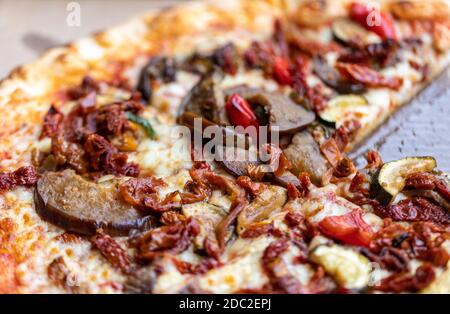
[225, 94, 260, 129]
[374, 263, 435, 293]
[309, 244, 371, 290]
[137, 57, 177, 103]
[137, 216, 200, 260]
[338, 40, 399, 68]
[349, 2, 397, 41]
[65, 76, 100, 101]
[332, 17, 382, 47]
[283, 130, 328, 185]
[374, 157, 437, 204]
[380, 197, 450, 225]
[178, 70, 227, 125]
[319, 94, 369, 127]
[313, 57, 366, 95]
[363, 221, 449, 272]
[237, 185, 287, 234]
[91, 231, 133, 274]
[35, 170, 156, 236]
[124, 112, 156, 139]
[47, 256, 77, 293]
[211, 43, 239, 76]
[118, 177, 167, 208]
[317, 209, 374, 247]
[336, 62, 403, 90]
[40, 105, 64, 139]
[0, 166, 38, 191]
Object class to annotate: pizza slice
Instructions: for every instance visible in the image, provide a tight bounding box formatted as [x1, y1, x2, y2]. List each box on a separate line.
[0, 0, 449, 294]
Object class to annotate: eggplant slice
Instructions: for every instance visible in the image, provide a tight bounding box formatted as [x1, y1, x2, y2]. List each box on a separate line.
[313, 56, 366, 94]
[35, 170, 155, 236]
[225, 86, 315, 134]
[178, 70, 228, 125]
[137, 57, 177, 103]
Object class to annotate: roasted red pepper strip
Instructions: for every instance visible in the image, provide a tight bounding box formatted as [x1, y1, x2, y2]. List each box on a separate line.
[350, 2, 397, 41]
[226, 94, 260, 129]
[272, 56, 292, 86]
[318, 209, 374, 247]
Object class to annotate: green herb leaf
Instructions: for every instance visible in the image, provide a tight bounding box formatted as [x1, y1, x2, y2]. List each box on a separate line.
[125, 112, 156, 139]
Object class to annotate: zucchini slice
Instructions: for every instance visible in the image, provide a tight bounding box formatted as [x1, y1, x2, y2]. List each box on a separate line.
[319, 95, 368, 127]
[377, 157, 437, 201]
[332, 18, 382, 46]
[310, 244, 371, 290]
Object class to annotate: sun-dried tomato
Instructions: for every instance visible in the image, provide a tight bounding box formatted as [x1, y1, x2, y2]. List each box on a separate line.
[65, 76, 100, 100]
[91, 231, 133, 274]
[333, 157, 357, 178]
[0, 166, 38, 191]
[320, 138, 342, 168]
[264, 143, 292, 177]
[336, 62, 403, 90]
[374, 264, 435, 293]
[212, 43, 239, 76]
[84, 134, 139, 177]
[236, 176, 266, 198]
[241, 222, 277, 239]
[138, 217, 201, 259]
[40, 106, 64, 139]
[338, 40, 399, 68]
[405, 172, 450, 203]
[365, 150, 383, 170]
[365, 221, 449, 271]
[384, 197, 450, 225]
[288, 33, 342, 57]
[119, 177, 166, 207]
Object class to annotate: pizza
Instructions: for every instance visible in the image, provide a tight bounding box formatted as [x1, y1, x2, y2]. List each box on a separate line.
[0, 0, 449, 294]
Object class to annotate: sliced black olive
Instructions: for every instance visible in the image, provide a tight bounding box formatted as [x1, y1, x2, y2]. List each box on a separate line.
[178, 70, 228, 125]
[313, 56, 366, 94]
[35, 170, 156, 236]
[137, 57, 177, 103]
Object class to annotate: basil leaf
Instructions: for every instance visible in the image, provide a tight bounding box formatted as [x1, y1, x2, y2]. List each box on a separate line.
[125, 112, 156, 139]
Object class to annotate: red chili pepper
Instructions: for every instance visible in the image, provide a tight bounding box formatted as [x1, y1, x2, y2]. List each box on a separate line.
[350, 2, 397, 41]
[225, 94, 260, 129]
[272, 57, 292, 86]
[318, 209, 374, 247]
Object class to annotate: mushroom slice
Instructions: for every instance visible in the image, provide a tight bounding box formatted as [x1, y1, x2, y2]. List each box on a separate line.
[35, 170, 155, 236]
[237, 185, 287, 234]
[283, 130, 328, 185]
